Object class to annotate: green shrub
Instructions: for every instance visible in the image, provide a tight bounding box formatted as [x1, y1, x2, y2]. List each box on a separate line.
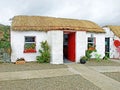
[36, 41, 50, 63]
[85, 49, 96, 60]
[85, 50, 92, 60]
[103, 52, 109, 60]
[94, 53, 101, 61]
[80, 56, 88, 61]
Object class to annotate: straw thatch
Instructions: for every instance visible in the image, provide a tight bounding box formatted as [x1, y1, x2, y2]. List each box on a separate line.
[106, 25, 120, 38]
[12, 15, 104, 33]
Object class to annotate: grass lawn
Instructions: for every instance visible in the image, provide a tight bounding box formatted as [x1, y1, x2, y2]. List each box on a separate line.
[85, 59, 120, 66]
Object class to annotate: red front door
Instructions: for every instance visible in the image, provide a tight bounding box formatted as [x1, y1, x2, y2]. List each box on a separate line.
[68, 32, 76, 62]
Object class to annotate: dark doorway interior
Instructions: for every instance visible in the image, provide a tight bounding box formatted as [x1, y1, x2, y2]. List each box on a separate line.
[63, 32, 75, 62]
[105, 38, 110, 57]
[63, 34, 68, 59]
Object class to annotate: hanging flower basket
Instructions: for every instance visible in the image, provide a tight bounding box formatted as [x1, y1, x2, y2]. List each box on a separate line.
[114, 40, 120, 47]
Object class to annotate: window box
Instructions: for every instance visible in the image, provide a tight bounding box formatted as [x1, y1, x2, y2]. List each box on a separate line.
[24, 49, 36, 53]
[24, 36, 36, 53]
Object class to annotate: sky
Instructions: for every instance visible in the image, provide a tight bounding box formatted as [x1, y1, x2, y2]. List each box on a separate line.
[0, 0, 120, 26]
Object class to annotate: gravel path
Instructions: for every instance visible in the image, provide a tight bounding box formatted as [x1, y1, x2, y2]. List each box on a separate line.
[0, 62, 67, 72]
[0, 75, 101, 90]
[102, 72, 120, 82]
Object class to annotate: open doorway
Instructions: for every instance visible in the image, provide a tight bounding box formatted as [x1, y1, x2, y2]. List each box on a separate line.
[105, 38, 110, 58]
[63, 32, 76, 63]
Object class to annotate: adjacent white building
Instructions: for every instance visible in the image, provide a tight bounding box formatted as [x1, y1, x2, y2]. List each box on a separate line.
[103, 26, 120, 59]
[11, 15, 105, 64]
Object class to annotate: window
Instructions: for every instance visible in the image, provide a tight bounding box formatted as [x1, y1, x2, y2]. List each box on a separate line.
[88, 37, 96, 50]
[24, 36, 36, 53]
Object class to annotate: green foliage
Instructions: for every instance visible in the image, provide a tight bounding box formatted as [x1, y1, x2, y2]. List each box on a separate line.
[103, 52, 109, 60]
[85, 49, 96, 60]
[80, 56, 88, 61]
[24, 43, 35, 49]
[103, 56, 109, 60]
[85, 50, 92, 60]
[0, 25, 10, 52]
[36, 41, 50, 63]
[0, 41, 10, 49]
[94, 53, 101, 61]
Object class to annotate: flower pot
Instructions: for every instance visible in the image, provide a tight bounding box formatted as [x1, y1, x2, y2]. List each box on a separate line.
[15, 60, 25, 64]
[80, 59, 86, 64]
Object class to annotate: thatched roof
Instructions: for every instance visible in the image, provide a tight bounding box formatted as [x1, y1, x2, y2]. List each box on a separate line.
[12, 15, 104, 33]
[106, 25, 120, 38]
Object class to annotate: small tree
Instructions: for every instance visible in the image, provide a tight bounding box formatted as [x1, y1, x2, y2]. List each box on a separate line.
[36, 41, 50, 63]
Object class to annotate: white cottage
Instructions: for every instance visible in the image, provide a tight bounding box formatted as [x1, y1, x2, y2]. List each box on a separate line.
[103, 26, 120, 59]
[11, 15, 105, 64]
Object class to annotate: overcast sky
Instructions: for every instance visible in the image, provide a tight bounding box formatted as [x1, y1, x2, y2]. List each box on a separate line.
[0, 0, 120, 26]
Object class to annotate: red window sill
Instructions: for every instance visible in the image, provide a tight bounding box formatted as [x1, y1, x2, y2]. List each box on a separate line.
[24, 49, 36, 53]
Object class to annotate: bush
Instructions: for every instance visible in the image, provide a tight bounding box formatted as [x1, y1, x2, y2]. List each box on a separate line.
[36, 41, 50, 63]
[94, 53, 101, 61]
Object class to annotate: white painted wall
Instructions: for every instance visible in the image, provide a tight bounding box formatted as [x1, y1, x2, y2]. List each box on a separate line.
[86, 33, 105, 58]
[48, 31, 63, 64]
[11, 30, 47, 62]
[11, 30, 106, 64]
[76, 31, 87, 63]
[103, 27, 120, 58]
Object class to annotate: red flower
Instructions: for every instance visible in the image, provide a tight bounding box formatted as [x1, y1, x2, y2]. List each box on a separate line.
[114, 40, 120, 47]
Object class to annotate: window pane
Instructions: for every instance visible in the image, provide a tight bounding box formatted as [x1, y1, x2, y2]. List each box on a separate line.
[88, 38, 94, 42]
[87, 37, 96, 49]
[25, 37, 35, 42]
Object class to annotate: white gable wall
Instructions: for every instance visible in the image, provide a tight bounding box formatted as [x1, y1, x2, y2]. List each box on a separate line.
[11, 30, 47, 62]
[103, 27, 120, 58]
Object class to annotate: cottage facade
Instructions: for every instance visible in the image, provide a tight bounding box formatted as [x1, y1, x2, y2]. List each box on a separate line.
[103, 26, 120, 59]
[11, 16, 105, 64]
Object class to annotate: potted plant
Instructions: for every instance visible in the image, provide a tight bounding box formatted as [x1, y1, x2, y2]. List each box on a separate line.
[15, 58, 25, 64]
[80, 56, 88, 64]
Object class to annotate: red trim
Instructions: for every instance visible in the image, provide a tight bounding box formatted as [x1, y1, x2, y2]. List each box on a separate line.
[24, 49, 36, 53]
[94, 38, 96, 46]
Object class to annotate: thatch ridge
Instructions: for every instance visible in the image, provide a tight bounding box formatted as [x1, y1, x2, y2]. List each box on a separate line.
[12, 15, 104, 33]
[106, 25, 120, 38]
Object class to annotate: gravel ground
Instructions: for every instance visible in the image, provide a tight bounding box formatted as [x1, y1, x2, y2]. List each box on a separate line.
[102, 72, 120, 82]
[85, 59, 120, 66]
[0, 75, 101, 90]
[0, 62, 67, 72]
